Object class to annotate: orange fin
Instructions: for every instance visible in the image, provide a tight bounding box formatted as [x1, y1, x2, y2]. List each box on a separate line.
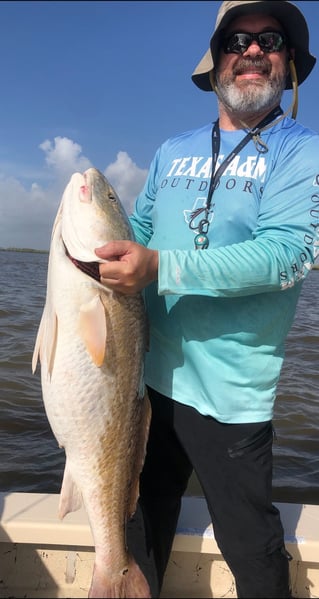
[79, 294, 107, 367]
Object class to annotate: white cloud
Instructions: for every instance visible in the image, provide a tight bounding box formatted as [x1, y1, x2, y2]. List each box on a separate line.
[0, 139, 148, 251]
[39, 137, 92, 179]
[0, 176, 58, 250]
[104, 151, 148, 215]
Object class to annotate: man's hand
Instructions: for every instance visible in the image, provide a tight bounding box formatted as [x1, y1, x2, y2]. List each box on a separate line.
[95, 240, 158, 295]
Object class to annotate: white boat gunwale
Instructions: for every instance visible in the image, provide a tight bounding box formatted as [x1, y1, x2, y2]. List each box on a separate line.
[1, 492, 319, 598]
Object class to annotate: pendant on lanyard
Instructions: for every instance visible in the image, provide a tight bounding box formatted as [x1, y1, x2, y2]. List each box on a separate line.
[189, 122, 220, 250]
[194, 233, 210, 250]
[189, 209, 211, 249]
[189, 106, 283, 250]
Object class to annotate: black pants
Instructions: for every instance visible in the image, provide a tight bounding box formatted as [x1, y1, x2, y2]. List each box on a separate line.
[126, 387, 291, 598]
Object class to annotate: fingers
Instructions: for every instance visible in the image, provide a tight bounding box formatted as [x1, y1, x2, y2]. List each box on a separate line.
[97, 243, 140, 293]
[99, 264, 142, 295]
[99, 259, 129, 284]
[95, 241, 159, 295]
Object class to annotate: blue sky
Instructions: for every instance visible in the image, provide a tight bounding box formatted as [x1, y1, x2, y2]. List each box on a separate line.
[1, 0, 318, 250]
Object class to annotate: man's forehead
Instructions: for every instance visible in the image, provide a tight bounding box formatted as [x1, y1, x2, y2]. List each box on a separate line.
[225, 14, 283, 33]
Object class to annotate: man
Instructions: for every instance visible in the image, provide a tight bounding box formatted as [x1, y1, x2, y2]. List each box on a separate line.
[95, 2, 319, 597]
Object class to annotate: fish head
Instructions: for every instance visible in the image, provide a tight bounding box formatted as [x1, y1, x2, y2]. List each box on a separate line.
[61, 168, 134, 262]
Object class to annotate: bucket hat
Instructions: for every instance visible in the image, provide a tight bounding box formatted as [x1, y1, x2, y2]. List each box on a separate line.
[192, 0, 316, 91]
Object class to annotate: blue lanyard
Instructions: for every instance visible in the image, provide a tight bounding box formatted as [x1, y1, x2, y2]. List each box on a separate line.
[189, 105, 283, 249]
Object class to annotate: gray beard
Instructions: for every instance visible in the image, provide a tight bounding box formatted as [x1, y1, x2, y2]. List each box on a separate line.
[215, 72, 286, 116]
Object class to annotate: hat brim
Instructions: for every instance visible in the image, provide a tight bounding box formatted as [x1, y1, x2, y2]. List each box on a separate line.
[192, 0, 316, 91]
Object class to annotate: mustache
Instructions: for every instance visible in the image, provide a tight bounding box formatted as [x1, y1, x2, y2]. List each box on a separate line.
[232, 57, 272, 76]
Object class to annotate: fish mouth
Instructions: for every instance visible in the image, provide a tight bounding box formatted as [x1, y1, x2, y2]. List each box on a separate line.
[64, 242, 101, 282]
[79, 171, 93, 204]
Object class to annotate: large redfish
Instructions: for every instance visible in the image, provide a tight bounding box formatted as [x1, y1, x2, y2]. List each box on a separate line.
[32, 168, 151, 598]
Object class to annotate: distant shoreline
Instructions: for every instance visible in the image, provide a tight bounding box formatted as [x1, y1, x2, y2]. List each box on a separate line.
[0, 248, 49, 254]
[1, 247, 319, 268]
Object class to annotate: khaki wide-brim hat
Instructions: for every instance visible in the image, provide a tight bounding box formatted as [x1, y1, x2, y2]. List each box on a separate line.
[192, 0, 316, 91]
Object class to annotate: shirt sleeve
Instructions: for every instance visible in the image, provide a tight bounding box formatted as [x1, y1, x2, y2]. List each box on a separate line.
[158, 134, 319, 298]
[129, 150, 160, 246]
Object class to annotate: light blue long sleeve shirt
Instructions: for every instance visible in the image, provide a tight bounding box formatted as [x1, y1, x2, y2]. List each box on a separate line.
[130, 116, 319, 423]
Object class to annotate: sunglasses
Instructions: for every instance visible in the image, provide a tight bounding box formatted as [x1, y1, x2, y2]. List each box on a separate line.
[223, 31, 287, 55]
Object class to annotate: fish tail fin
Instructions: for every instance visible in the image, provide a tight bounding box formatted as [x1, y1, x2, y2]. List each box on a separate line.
[89, 554, 151, 598]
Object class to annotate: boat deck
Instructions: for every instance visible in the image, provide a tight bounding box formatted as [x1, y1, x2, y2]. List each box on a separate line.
[0, 492, 319, 597]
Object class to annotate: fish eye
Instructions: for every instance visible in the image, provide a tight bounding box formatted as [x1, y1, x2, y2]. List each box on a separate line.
[108, 191, 117, 202]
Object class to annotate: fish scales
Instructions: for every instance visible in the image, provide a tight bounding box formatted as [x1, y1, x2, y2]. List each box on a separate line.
[32, 168, 151, 598]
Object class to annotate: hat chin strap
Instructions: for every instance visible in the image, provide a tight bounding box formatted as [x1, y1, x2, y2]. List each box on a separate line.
[209, 58, 299, 125]
[289, 58, 299, 119]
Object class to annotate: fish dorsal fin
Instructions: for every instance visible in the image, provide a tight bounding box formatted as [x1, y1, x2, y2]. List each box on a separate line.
[32, 315, 43, 374]
[32, 207, 62, 378]
[32, 304, 58, 378]
[79, 294, 106, 367]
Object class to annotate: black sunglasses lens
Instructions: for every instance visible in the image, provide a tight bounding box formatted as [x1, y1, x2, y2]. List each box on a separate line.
[224, 33, 251, 54]
[258, 32, 285, 52]
[224, 31, 285, 54]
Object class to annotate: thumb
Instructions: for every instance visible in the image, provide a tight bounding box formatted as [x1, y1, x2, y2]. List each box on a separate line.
[95, 240, 131, 260]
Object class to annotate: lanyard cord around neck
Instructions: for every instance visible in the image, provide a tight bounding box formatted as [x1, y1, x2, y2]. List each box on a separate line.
[189, 105, 283, 249]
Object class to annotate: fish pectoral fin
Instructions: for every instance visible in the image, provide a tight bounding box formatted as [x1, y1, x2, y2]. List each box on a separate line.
[58, 462, 82, 519]
[79, 295, 107, 367]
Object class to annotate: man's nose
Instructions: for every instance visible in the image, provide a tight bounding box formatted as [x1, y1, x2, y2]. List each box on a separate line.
[243, 40, 264, 56]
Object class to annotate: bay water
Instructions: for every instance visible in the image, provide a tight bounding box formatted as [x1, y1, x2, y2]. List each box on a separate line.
[0, 249, 318, 504]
